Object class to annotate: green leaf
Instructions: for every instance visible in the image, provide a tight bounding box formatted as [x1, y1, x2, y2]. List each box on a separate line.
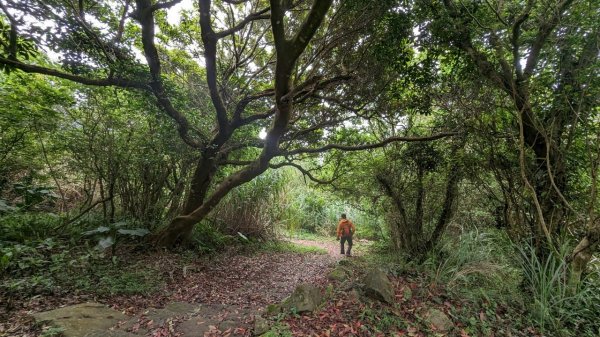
[82, 226, 111, 236]
[112, 221, 128, 228]
[0, 199, 16, 212]
[96, 236, 115, 250]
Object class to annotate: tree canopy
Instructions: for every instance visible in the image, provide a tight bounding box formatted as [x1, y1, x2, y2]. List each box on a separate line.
[0, 0, 598, 315]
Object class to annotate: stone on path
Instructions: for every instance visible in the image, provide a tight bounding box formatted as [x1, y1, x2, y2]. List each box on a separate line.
[280, 283, 323, 313]
[327, 266, 349, 281]
[121, 301, 204, 334]
[423, 308, 454, 332]
[362, 268, 394, 304]
[32, 302, 128, 337]
[176, 304, 254, 337]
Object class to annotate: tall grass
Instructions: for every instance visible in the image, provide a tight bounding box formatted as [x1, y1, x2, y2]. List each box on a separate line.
[517, 241, 600, 336]
[423, 228, 600, 336]
[423, 226, 522, 300]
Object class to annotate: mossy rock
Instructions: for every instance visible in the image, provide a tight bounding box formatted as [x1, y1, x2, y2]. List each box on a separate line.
[327, 266, 349, 281]
[337, 259, 353, 267]
[265, 304, 282, 315]
[362, 268, 394, 304]
[280, 283, 323, 313]
[33, 302, 127, 337]
[423, 308, 454, 332]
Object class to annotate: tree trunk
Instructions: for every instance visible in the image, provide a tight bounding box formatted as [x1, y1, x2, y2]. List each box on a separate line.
[183, 154, 217, 214]
[425, 166, 461, 250]
[413, 166, 425, 251]
[569, 222, 599, 292]
[377, 175, 413, 251]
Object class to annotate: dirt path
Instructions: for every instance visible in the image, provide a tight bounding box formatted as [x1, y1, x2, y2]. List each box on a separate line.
[168, 243, 338, 308]
[289, 237, 369, 258]
[8, 240, 344, 337]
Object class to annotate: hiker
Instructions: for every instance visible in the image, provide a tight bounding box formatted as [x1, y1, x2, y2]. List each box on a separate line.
[336, 213, 355, 256]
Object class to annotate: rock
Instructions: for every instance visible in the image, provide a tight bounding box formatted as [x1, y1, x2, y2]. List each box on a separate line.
[164, 302, 201, 314]
[177, 305, 253, 337]
[33, 302, 127, 337]
[122, 302, 203, 333]
[423, 308, 453, 332]
[177, 317, 220, 337]
[327, 267, 348, 281]
[280, 284, 323, 313]
[362, 268, 394, 304]
[253, 315, 271, 335]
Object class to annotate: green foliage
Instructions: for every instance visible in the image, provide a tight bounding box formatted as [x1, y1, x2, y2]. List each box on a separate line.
[40, 326, 66, 337]
[423, 227, 521, 301]
[518, 241, 600, 336]
[0, 212, 61, 243]
[0, 238, 102, 297]
[259, 241, 327, 255]
[275, 170, 383, 240]
[92, 266, 163, 296]
[12, 183, 59, 209]
[82, 220, 150, 252]
[260, 323, 293, 337]
[189, 223, 237, 254]
[358, 305, 407, 333]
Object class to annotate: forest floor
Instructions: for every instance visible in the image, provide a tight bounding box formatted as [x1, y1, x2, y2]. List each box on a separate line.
[1, 238, 355, 337]
[1, 238, 538, 337]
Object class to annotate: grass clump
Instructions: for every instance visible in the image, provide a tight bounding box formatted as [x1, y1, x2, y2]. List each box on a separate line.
[260, 241, 327, 255]
[423, 227, 522, 301]
[518, 241, 600, 336]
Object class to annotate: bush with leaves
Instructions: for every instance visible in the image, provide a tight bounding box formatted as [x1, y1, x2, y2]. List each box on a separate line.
[82, 220, 150, 255]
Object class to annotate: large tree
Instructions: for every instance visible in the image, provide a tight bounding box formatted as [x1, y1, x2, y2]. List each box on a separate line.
[418, 0, 599, 282]
[0, 0, 455, 246]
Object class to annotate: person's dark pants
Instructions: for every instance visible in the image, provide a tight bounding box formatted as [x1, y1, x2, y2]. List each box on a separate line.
[340, 235, 353, 256]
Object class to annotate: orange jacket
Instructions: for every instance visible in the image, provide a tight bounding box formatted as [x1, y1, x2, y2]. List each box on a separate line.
[337, 219, 355, 238]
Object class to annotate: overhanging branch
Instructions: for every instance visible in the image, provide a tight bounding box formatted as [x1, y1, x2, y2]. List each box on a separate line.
[278, 132, 459, 156]
[0, 57, 148, 89]
[216, 7, 270, 39]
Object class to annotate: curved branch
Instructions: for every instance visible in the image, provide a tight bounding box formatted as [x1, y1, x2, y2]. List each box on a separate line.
[279, 132, 459, 156]
[269, 161, 335, 184]
[134, 0, 203, 148]
[524, 0, 574, 78]
[0, 57, 148, 89]
[216, 7, 270, 39]
[199, 0, 230, 132]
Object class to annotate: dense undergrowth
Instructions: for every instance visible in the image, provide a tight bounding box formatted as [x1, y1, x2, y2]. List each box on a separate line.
[365, 227, 600, 337]
[0, 212, 323, 309]
[2, 207, 598, 337]
[1, 171, 598, 336]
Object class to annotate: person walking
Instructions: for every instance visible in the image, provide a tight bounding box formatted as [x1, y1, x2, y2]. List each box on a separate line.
[337, 213, 356, 256]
